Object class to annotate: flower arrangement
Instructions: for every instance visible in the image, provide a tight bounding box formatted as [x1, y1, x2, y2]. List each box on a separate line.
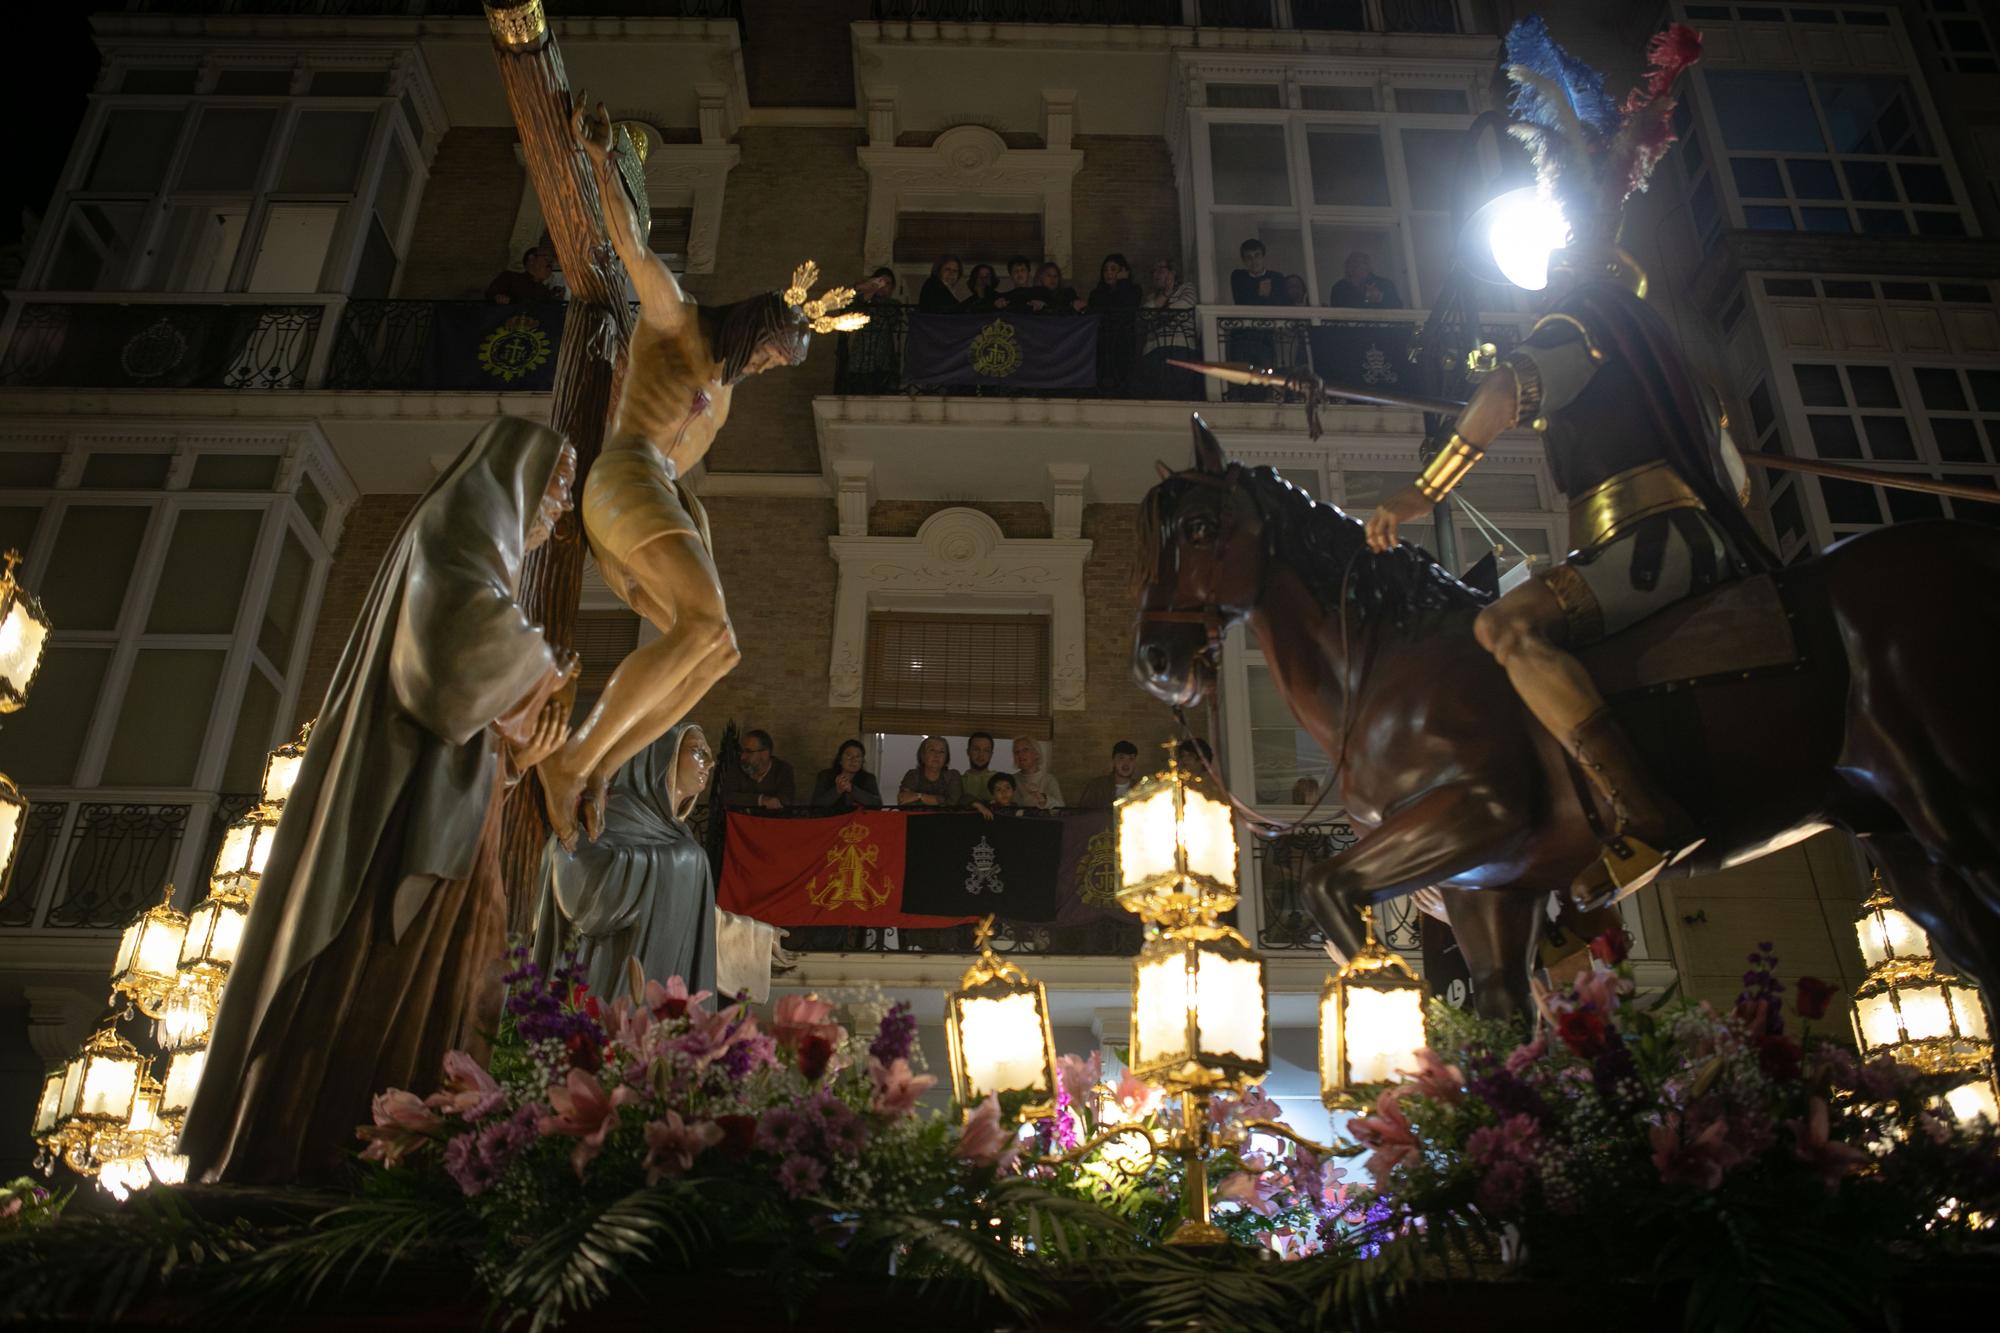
[0, 1178, 64, 1233]
[1342, 931, 2000, 1327]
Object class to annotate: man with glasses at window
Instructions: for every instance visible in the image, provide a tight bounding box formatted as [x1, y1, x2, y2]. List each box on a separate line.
[718, 728, 794, 812]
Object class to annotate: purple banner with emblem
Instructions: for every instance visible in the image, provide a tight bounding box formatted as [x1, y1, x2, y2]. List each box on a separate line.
[903, 311, 1098, 389]
[421, 301, 567, 391]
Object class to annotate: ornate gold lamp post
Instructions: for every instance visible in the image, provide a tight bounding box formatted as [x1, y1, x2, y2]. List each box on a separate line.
[1851, 871, 1995, 1122]
[944, 919, 1059, 1109]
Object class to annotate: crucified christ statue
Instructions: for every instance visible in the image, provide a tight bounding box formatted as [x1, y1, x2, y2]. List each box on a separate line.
[537, 96, 875, 847]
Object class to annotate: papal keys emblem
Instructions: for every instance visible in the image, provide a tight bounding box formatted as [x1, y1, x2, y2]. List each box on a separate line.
[807, 821, 894, 911]
[970, 318, 1022, 379]
[478, 314, 554, 382]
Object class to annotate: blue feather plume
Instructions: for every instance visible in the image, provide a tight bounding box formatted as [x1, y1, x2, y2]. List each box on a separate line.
[1504, 15, 1620, 141]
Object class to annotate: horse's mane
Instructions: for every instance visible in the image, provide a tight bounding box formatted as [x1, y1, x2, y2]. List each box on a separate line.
[1138, 465, 1492, 622]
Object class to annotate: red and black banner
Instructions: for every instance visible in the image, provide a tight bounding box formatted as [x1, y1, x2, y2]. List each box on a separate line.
[717, 810, 1126, 928]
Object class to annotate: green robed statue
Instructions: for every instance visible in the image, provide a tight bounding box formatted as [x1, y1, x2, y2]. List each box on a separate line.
[182, 418, 578, 1184]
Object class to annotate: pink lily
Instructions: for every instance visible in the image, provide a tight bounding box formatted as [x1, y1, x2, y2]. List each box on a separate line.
[1349, 1090, 1420, 1186]
[1504, 1036, 1548, 1075]
[1650, 1110, 1739, 1190]
[1791, 1096, 1870, 1189]
[425, 1050, 506, 1123]
[642, 1110, 723, 1183]
[772, 994, 840, 1047]
[646, 975, 711, 1021]
[957, 1093, 1020, 1171]
[356, 1089, 440, 1167]
[539, 1068, 640, 1178]
[1056, 1052, 1101, 1109]
[1113, 1070, 1162, 1122]
[1571, 963, 1632, 1015]
[1214, 1169, 1280, 1217]
[868, 1056, 937, 1118]
[1393, 1048, 1465, 1104]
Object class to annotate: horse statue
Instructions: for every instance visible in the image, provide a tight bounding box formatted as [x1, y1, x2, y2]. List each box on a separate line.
[1131, 416, 2000, 1019]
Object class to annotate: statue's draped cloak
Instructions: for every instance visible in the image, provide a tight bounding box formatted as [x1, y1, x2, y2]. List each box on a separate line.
[182, 418, 564, 1182]
[532, 724, 717, 998]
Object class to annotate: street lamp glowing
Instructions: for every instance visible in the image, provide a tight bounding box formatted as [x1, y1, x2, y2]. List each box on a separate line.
[1484, 188, 1570, 292]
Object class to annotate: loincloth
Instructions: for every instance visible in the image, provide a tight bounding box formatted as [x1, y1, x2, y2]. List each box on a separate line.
[583, 442, 715, 605]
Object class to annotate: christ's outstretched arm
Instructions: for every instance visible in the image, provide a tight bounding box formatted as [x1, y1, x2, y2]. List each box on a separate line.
[572, 93, 687, 331]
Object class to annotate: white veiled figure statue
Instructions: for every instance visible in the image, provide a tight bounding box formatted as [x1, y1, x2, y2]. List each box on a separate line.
[533, 723, 716, 996]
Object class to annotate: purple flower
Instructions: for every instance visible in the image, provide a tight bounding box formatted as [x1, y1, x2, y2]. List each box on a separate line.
[777, 1154, 825, 1199]
[443, 1102, 543, 1198]
[1467, 1069, 1551, 1126]
[869, 1001, 918, 1065]
[758, 1106, 813, 1154]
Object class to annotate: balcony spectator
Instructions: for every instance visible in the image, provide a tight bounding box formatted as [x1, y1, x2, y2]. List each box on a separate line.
[961, 731, 998, 803]
[718, 728, 795, 811]
[1077, 739, 1140, 809]
[1028, 261, 1080, 315]
[1011, 736, 1063, 809]
[1176, 736, 1216, 792]
[974, 771, 1024, 820]
[811, 738, 882, 810]
[1284, 273, 1313, 307]
[837, 266, 902, 393]
[1088, 252, 1142, 392]
[1330, 251, 1401, 310]
[1146, 258, 1196, 311]
[1229, 239, 1286, 306]
[863, 266, 898, 304]
[485, 246, 562, 305]
[962, 263, 1003, 312]
[919, 255, 965, 313]
[1291, 776, 1322, 806]
[998, 255, 1035, 294]
[896, 735, 963, 807]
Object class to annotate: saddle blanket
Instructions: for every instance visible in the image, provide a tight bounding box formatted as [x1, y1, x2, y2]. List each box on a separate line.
[1579, 574, 1799, 698]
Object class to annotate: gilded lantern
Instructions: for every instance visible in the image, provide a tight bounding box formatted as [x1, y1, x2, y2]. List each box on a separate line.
[0, 772, 26, 893]
[1114, 750, 1238, 923]
[1855, 872, 1931, 972]
[943, 918, 1057, 1107]
[1129, 922, 1269, 1094]
[71, 1024, 145, 1128]
[1319, 907, 1428, 1108]
[159, 1044, 208, 1126]
[32, 1068, 63, 1141]
[212, 806, 281, 896]
[110, 885, 188, 1018]
[0, 550, 52, 713]
[260, 722, 311, 809]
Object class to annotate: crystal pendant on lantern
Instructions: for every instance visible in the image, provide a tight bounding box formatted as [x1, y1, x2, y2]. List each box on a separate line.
[944, 917, 1058, 1109]
[1320, 906, 1428, 1108]
[158, 975, 216, 1050]
[0, 549, 52, 713]
[1114, 747, 1238, 924]
[260, 721, 312, 810]
[212, 806, 281, 898]
[110, 885, 188, 1018]
[1130, 922, 1269, 1093]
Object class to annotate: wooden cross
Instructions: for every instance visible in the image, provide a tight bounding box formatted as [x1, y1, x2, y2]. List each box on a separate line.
[483, 0, 633, 932]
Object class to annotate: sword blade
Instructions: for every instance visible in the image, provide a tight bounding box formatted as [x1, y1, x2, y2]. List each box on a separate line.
[1166, 360, 1467, 415]
[1741, 452, 2000, 504]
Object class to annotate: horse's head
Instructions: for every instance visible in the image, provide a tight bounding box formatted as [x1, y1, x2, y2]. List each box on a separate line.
[1131, 416, 1268, 707]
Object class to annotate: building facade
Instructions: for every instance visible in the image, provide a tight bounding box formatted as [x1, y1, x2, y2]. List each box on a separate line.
[2, 0, 1992, 1162]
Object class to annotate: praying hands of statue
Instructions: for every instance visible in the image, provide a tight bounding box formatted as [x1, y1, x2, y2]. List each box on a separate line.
[506, 688, 575, 778]
[494, 650, 579, 752]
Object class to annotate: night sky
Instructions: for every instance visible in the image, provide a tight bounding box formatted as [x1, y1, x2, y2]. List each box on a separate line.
[2, 8, 101, 248]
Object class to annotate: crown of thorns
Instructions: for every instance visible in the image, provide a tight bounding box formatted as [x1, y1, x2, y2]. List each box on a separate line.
[782, 261, 870, 334]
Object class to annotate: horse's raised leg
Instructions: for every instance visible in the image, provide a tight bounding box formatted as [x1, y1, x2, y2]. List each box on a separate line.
[1439, 886, 1543, 1023]
[1301, 780, 1533, 988]
[1864, 833, 2000, 1007]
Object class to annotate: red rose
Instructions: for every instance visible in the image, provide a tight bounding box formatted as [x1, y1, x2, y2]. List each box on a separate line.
[1755, 1032, 1801, 1081]
[1556, 1008, 1611, 1059]
[583, 994, 603, 1022]
[798, 1034, 835, 1081]
[715, 1113, 758, 1158]
[1587, 929, 1630, 967]
[564, 1032, 604, 1073]
[1795, 976, 1839, 1021]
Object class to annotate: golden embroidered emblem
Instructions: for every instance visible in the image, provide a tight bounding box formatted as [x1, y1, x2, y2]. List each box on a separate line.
[1077, 826, 1119, 908]
[807, 821, 894, 911]
[970, 318, 1022, 379]
[478, 315, 554, 382]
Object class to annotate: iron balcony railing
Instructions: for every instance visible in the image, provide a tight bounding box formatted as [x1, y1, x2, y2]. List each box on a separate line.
[1204, 306, 1529, 405]
[119, 2, 742, 17]
[0, 300, 327, 391]
[831, 303, 1205, 399]
[869, 0, 1462, 32]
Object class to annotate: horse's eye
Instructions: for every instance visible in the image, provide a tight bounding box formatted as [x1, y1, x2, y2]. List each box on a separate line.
[1185, 517, 1216, 544]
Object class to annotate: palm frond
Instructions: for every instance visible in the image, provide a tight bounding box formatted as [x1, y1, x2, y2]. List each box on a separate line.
[491, 1180, 713, 1333]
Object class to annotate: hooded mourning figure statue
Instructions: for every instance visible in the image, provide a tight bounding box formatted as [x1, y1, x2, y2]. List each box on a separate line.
[532, 722, 718, 997]
[182, 417, 579, 1185]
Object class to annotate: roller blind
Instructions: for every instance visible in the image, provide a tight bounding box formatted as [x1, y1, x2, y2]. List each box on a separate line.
[861, 612, 1052, 739]
[573, 610, 640, 698]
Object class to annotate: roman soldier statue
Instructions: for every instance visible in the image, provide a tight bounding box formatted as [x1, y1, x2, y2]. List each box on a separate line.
[1363, 18, 1772, 903]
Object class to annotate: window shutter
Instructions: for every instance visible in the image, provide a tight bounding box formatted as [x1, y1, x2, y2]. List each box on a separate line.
[573, 610, 640, 698]
[893, 212, 1045, 267]
[861, 612, 1052, 739]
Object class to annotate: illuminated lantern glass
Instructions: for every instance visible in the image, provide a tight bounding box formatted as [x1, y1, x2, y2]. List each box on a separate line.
[110, 887, 188, 1018]
[1129, 924, 1268, 1093]
[0, 550, 52, 713]
[33, 1069, 63, 1138]
[160, 1045, 208, 1121]
[56, 1052, 85, 1124]
[1855, 875, 1932, 970]
[0, 773, 26, 893]
[944, 921, 1057, 1106]
[147, 1154, 188, 1186]
[1114, 752, 1238, 923]
[1319, 907, 1428, 1108]
[180, 889, 250, 974]
[1943, 1072, 1999, 1126]
[212, 809, 280, 897]
[74, 1025, 145, 1125]
[260, 722, 311, 809]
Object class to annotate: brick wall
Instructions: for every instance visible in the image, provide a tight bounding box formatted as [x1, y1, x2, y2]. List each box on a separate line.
[293, 494, 415, 726]
[682, 127, 870, 473]
[1060, 502, 1185, 794]
[1072, 135, 1183, 283]
[399, 127, 524, 301]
